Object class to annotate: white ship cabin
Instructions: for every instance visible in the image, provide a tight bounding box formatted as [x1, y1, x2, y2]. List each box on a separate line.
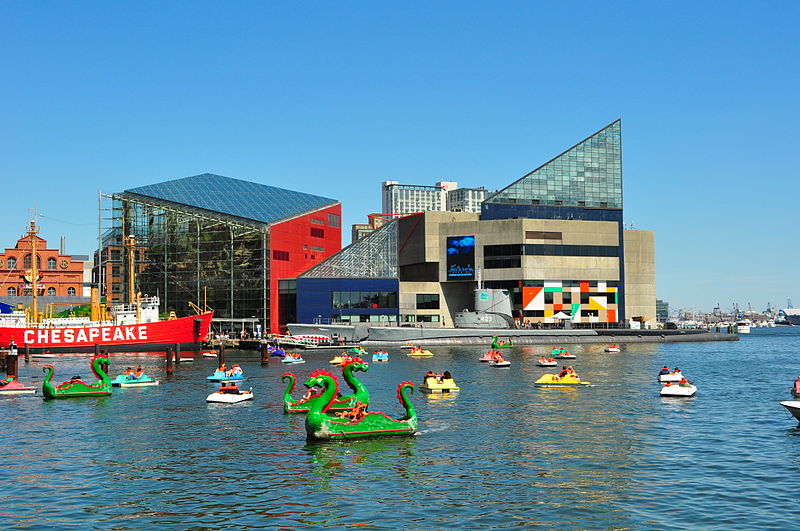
[111, 296, 161, 326]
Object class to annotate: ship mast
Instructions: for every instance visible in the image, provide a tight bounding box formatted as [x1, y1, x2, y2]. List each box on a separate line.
[29, 219, 40, 324]
[123, 234, 140, 323]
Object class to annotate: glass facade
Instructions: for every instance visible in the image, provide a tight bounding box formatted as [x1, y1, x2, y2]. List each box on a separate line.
[332, 291, 398, 309]
[301, 219, 398, 279]
[108, 195, 267, 321]
[485, 120, 622, 209]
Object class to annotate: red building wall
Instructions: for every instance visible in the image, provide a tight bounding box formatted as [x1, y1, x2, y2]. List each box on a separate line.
[268, 204, 342, 333]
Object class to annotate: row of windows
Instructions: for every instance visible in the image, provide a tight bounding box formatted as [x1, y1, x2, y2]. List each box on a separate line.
[332, 291, 398, 309]
[483, 244, 619, 258]
[7, 287, 77, 296]
[311, 227, 325, 238]
[523, 309, 600, 318]
[2, 256, 62, 270]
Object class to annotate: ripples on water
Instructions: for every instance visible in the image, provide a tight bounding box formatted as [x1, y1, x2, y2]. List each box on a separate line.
[3, 328, 800, 529]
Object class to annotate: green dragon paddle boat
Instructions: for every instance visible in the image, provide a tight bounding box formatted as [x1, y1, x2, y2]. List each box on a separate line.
[303, 369, 417, 440]
[282, 356, 370, 414]
[491, 336, 513, 349]
[42, 354, 112, 400]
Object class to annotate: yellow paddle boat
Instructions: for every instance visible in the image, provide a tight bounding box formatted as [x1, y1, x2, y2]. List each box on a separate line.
[420, 371, 459, 394]
[534, 373, 590, 387]
[329, 355, 349, 365]
[406, 347, 433, 357]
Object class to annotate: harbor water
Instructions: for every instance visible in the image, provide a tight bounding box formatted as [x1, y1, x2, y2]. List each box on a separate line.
[2, 327, 800, 529]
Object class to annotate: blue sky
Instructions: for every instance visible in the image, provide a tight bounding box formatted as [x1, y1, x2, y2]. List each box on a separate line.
[1, 2, 797, 314]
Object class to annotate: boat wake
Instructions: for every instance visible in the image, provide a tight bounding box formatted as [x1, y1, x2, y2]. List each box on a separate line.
[416, 424, 450, 435]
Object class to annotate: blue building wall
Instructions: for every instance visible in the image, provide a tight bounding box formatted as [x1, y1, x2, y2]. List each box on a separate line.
[296, 278, 399, 324]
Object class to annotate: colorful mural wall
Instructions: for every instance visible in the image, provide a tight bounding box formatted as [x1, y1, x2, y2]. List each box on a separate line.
[522, 281, 618, 323]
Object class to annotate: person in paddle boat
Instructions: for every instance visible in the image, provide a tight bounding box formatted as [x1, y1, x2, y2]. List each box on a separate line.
[133, 366, 145, 379]
[219, 383, 240, 394]
[303, 386, 320, 401]
[659, 366, 670, 376]
[673, 367, 681, 375]
[230, 364, 243, 377]
[123, 367, 135, 380]
[70, 375, 83, 384]
[442, 370, 453, 382]
[557, 366, 569, 379]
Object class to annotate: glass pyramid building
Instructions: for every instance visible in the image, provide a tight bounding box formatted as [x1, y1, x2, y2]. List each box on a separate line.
[484, 120, 622, 210]
[300, 219, 398, 278]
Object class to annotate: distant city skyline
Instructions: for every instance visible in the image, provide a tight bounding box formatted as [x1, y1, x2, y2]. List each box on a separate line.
[1, 2, 797, 313]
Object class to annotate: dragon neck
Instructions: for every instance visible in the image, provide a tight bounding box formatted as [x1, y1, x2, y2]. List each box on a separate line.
[281, 373, 296, 401]
[398, 383, 417, 419]
[342, 363, 367, 396]
[308, 375, 338, 417]
[42, 365, 56, 396]
[91, 357, 110, 384]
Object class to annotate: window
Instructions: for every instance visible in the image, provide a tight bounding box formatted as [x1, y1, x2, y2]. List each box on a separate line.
[332, 291, 398, 309]
[311, 246, 325, 252]
[311, 228, 324, 238]
[327, 213, 340, 228]
[112, 266, 120, 277]
[310, 218, 324, 225]
[6, 257, 16, 269]
[23, 254, 40, 269]
[48, 257, 57, 270]
[272, 250, 290, 261]
[7, 287, 15, 296]
[47, 287, 56, 295]
[67, 287, 76, 296]
[416, 294, 440, 309]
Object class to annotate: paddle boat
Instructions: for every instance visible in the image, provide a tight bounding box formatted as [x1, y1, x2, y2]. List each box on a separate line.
[604, 344, 621, 353]
[400, 343, 415, 349]
[303, 369, 417, 440]
[206, 364, 245, 381]
[536, 356, 558, 367]
[553, 350, 576, 360]
[0, 376, 37, 395]
[658, 368, 683, 383]
[348, 346, 368, 356]
[282, 356, 370, 414]
[32, 354, 57, 359]
[491, 336, 513, 349]
[478, 351, 495, 362]
[534, 371, 590, 387]
[280, 353, 305, 364]
[407, 346, 433, 357]
[41, 354, 112, 399]
[372, 350, 389, 362]
[110, 368, 160, 387]
[270, 348, 286, 358]
[201, 350, 218, 358]
[420, 371, 459, 393]
[660, 380, 697, 397]
[206, 381, 253, 404]
[490, 359, 511, 368]
[791, 376, 800, 398]
[330, 354, 350, 365]
[780, 400, 800, 423]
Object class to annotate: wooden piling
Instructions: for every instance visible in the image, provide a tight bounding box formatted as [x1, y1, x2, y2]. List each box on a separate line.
[174, 343, 181, 363]
[218, 344, 226, 365]
[94, 343, 100, 355]
[24, 344, 30, 363]
[166, 348, 174, 375]
[260, 343, 269, 364]
[6, 353, 18, 379]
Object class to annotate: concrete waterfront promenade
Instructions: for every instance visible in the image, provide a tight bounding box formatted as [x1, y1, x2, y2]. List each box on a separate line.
[281, 323, 738, 348]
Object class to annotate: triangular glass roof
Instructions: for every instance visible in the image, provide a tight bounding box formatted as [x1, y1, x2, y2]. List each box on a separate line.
[300, 219, 398, 278]
[125, 173, 338, 225]
[484, 120, 622, 209]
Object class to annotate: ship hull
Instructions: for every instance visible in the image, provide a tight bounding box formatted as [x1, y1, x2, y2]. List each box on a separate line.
[0, 312, 213, 353]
